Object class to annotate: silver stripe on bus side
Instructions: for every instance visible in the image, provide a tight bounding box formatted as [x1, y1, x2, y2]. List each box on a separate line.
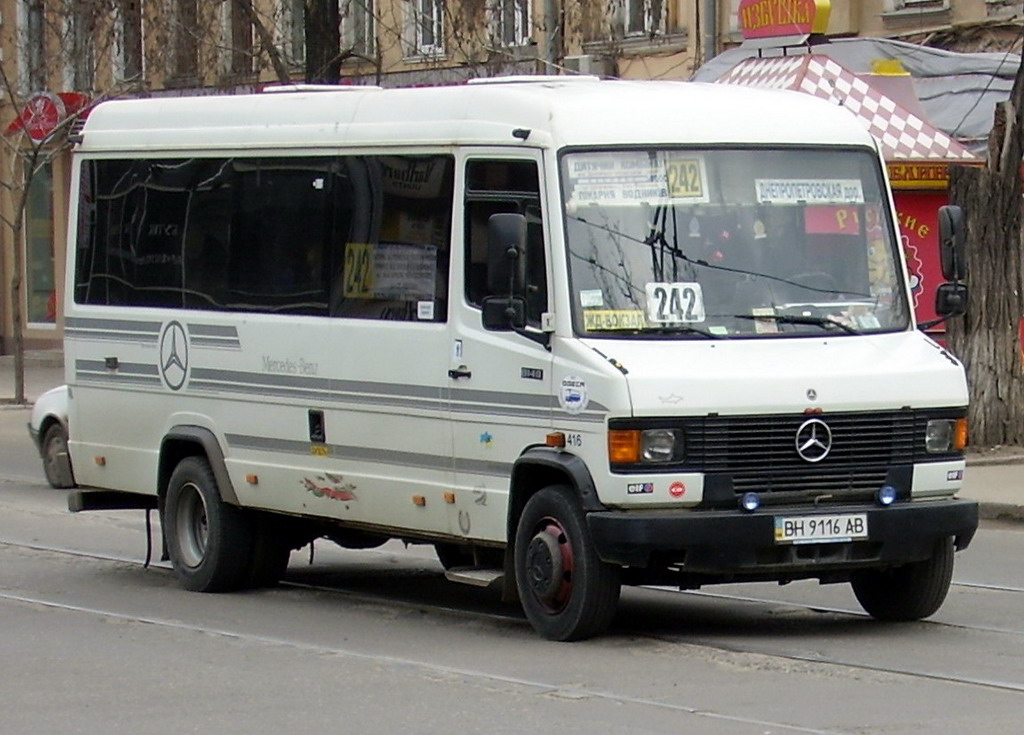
[187, 323, 241, 350]
[225, 433, 513, 478]
[65, 317, 162, 344]
[75, 359, 162, 387]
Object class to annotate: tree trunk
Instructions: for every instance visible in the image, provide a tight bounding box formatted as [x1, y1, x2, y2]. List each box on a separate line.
[946, 52, 1024, 447]
[305, 0, 341, 83]
[10, 189, 27, 405]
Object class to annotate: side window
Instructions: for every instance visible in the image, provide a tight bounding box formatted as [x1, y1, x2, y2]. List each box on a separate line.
[464, 159, 547, 325]
[75, 157, 340, 315]
[332, 155, 454, 321]
[74, 153, 454, 323]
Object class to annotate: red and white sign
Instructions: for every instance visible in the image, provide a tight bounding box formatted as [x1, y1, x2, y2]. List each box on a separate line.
[668, 481, 686, 498]
[5, 91, 92, 142]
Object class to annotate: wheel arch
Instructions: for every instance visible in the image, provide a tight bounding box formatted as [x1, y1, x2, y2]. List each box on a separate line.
[506, 446, 604, 543]
[160, 426, 239, 506]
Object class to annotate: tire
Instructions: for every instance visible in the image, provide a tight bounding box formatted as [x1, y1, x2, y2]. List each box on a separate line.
[514, 485, 621, 641]
[41, 423, 75, 489]
[246, 517, 292, 588]
[164, 456, 254, 592]
[851, 537, 955, 621]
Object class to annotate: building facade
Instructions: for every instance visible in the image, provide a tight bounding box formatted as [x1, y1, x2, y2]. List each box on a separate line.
[0, 0, 1020, 353]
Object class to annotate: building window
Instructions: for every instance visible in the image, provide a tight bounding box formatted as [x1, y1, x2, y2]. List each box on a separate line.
[223, 0, 255, 76]
[26, 163, 56, 325]
[278, 0, 306, 66]
[341, 0, 375, 58]
[115, 0, 145, 83]
[491, 0, 531, 47]
[884, 0, 950, 11]
[625, 0, 665, 37]
[22, 0, 47, 91]
[174, 0, 199, 80]
[406, 0, 444, 58]
[66, 2, 96, 92]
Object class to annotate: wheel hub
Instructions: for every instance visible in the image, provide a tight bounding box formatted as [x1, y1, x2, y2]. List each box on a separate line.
[525, 520, 573, 611]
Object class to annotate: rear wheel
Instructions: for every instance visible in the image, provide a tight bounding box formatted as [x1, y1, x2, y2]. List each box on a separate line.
[164, 456, 254, 592]
[851, 537, 955, 621]
[514, 486, 620, 641]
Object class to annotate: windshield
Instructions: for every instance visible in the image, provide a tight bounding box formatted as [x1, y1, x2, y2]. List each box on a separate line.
[561, 148, 910, 338]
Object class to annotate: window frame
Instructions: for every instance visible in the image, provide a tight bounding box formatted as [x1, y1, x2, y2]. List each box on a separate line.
[405, 0, 445, 59]
[490, 0, 532, 48]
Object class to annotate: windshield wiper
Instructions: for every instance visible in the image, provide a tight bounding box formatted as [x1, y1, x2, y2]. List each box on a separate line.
[636, 324, 724, 339]
[734, 313, 860, 335]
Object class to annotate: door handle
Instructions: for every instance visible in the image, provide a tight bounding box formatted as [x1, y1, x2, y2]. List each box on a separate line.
[448, 367, 472, 379]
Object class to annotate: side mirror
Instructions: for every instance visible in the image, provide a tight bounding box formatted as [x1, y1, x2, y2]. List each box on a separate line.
[937, 205, 967, 281]
[481, 296, 527, 330]
[934, 282, 968, 318]
[487, 213, 527, 296]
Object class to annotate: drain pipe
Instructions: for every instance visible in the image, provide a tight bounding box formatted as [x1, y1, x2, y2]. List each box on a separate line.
[546, 0, 561, 72]
[703, 0, 718, 64]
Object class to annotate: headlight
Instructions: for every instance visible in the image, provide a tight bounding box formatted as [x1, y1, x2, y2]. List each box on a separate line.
[641, 429, 684, 463]
[925, 418, 967, 453]
[608, 428, 685, 464]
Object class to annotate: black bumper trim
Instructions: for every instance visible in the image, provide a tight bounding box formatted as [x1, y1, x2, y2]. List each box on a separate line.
[588, 499, 979, 572]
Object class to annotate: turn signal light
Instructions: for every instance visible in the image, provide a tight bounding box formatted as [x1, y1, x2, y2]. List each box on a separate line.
[546, 432, 566, 448]
[608, 430, 641, 464]
[954, 418, 968, 451]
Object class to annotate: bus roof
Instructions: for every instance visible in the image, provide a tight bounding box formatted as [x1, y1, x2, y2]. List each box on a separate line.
[77, 77, 877, 154]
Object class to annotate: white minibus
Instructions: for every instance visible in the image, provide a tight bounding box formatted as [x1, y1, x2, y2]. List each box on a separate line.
[63, 77, 977, 640]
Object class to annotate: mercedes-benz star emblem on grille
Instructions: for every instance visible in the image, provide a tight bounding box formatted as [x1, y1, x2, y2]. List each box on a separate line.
[159, 320, 189, 391]
[795, 418, 832, 463]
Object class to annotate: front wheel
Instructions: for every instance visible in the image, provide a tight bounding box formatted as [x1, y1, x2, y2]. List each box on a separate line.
[164, 456, 254, 592]
[514, 486, 621, 641]
[851, 537, 955, 621]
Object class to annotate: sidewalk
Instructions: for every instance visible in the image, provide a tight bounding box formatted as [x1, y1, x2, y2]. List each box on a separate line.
[2, 351, 1021, 521]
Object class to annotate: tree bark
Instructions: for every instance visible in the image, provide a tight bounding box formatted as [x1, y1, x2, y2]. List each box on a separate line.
[946, 52, 1024, 447]
[305, 0, 342, 83]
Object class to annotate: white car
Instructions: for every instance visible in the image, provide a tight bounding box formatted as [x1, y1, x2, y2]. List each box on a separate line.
[27, 385, 75, 489]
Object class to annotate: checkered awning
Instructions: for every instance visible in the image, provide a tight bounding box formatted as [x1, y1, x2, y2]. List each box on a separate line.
[716, 55, 979, 162]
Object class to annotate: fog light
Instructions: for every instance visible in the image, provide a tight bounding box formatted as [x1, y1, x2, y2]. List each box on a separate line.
[877, 485, 897, 506]
[739, 492, 761, 512]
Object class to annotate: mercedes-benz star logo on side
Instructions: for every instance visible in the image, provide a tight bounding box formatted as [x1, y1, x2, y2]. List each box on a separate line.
[159, 321, 189, 391]
[795, 418, 832, 463]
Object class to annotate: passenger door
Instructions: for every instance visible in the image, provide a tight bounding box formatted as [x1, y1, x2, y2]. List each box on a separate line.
[447, 152, 554, 544]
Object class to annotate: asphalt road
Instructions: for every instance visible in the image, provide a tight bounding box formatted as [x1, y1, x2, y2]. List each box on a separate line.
[1, 417, 1023, 734]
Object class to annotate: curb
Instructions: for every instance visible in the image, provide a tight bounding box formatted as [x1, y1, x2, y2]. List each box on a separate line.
[978, 502, 1024, 523]
[967, 452, 1024, 467]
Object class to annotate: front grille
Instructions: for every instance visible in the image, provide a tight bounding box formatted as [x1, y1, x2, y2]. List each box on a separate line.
[610, 409, 964, 503]
[699, 411, 916, 494]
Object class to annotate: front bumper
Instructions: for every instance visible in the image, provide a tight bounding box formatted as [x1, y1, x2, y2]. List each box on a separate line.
[588, 498, 978, 574]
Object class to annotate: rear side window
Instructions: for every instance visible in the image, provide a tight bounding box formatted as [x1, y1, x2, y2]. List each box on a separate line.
[74, 154, 454, 321]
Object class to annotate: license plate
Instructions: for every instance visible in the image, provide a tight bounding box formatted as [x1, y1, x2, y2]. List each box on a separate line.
[774, 513, 868, 545]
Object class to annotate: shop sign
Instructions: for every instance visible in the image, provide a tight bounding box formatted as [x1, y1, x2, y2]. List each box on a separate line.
[738, 0, 831, 42]
[894, 191, 945, 327]
[887, 162, 950, 191]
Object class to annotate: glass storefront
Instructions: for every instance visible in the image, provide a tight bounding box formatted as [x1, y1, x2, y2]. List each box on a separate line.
[25, 162, 56, 325]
